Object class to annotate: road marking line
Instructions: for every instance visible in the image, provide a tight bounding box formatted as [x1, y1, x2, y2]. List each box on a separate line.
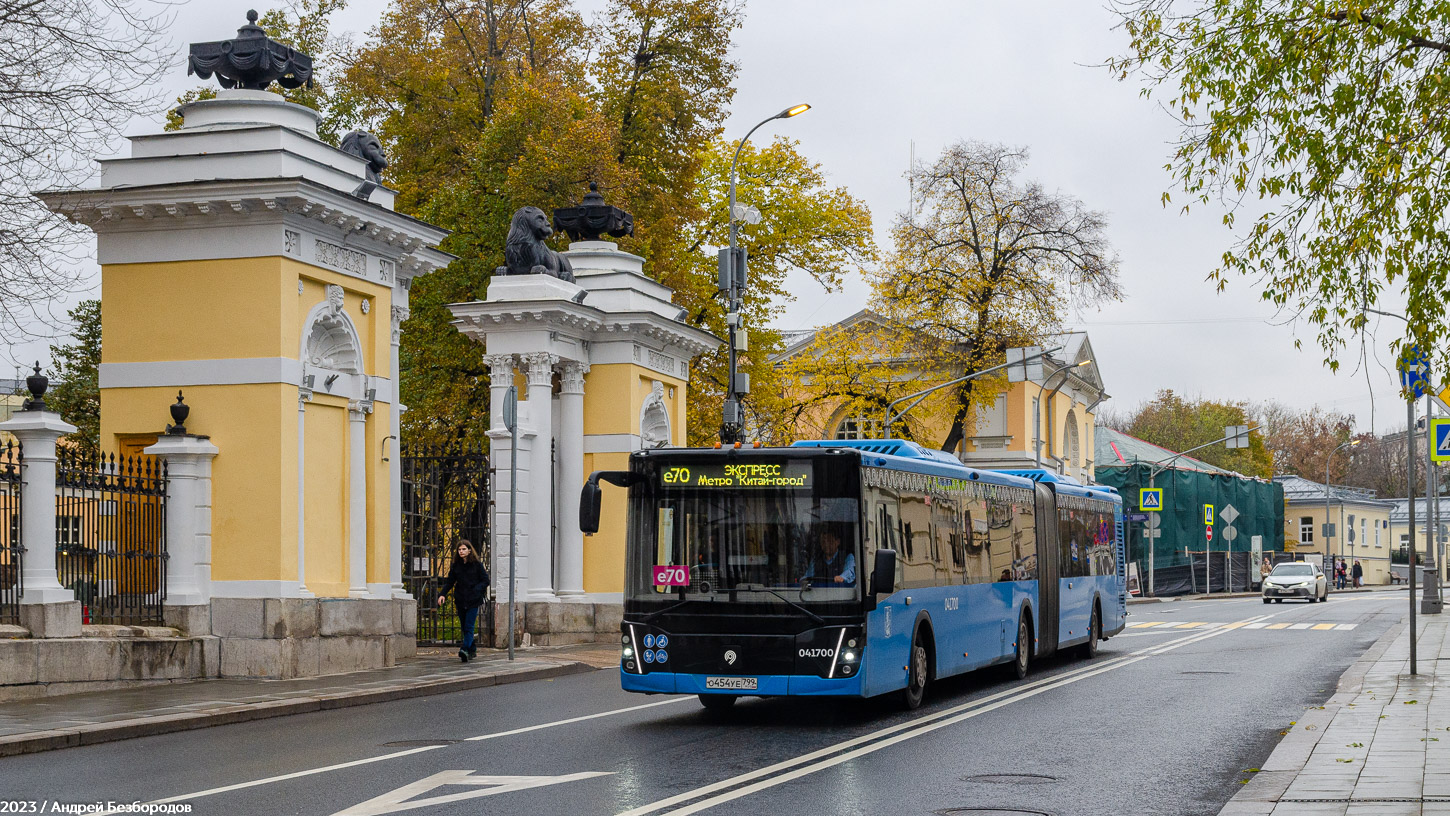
[1174, 622, 1209, 628]
[1338, 623, 1358, 630]
[1312, 623, 1336, 630]
[1266, 623, 1291, 630]
[1289, 623, 1312, 630]
[99, 697, 691, 813]
[619, 617, 1270, 816]
[1219, 621, 1250, 630]
[1243, 623, 1268, 629]
[1127, 622, 1162, 628]
[464, 697, 689, 742]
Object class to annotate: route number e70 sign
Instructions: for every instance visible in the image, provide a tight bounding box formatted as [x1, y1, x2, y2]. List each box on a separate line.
[652, 565, 690, 586]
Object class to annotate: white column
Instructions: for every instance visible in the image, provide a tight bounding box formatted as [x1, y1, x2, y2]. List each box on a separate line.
[144, 433, 220, 605]
[0, 410, 77, 604]
[388, 304, 410, 598]
[347, 399, 372, 598]
[523, 351, 558, 601]
[556, 361, 588, 598]
[296, 388, 314, 597]
[482, 354, 517, 600]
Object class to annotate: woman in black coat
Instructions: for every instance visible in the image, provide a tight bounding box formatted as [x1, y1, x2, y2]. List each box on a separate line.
[437, 540, 490, 662]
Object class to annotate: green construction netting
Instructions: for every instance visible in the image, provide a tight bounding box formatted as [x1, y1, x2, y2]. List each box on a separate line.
[1096, 463, 1285, 595]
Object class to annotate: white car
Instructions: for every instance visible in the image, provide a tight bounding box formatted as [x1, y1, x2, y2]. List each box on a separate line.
[1262, 562, 1328, 603]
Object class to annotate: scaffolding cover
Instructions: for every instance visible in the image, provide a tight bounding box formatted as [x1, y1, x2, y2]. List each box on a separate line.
[1095, 463, 1286, 596]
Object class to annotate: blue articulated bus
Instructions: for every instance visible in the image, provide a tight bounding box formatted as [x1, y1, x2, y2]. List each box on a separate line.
[579, 438, 1127, 711]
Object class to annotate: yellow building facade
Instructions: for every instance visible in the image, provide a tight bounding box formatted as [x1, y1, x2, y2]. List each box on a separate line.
[775, 311, 1106, 481]
[41, 89, 452, 675]
[1276, 475, 1396, 585]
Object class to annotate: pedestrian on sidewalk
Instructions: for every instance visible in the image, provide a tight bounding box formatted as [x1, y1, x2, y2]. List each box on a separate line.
[1352, 559, 1363, 588]
[437, 540, 490, 663]
[1336, 559, 1348, 590]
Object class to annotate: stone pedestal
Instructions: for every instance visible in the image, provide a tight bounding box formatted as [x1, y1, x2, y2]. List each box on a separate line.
[19, 602, 82, 639]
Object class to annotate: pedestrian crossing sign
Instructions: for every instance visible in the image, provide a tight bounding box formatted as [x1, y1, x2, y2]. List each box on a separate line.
[1434, 418, 1450, 464]
[1139, 488, 1163, 511]
[1204, 504, 1214, 525]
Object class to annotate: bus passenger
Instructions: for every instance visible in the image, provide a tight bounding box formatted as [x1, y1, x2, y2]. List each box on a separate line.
[803, 528, 856, 586]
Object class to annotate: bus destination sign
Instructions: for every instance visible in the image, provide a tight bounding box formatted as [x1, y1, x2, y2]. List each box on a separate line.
[661, 462, 812, 490]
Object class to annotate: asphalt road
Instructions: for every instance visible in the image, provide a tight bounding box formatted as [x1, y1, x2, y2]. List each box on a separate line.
[1, 590, 1410, 816]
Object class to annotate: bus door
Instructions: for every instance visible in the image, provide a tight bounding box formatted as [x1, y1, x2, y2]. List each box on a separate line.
[1033, 482, 1059, 659]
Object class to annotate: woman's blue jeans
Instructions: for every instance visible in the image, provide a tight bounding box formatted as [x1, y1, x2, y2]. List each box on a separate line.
[460, 605, 480, 652]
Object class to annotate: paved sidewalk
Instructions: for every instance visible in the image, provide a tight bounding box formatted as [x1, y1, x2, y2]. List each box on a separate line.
[1221, 613, 1450, 815]
[0, 643, 616, 758]
[1130, 585, 1407, 605]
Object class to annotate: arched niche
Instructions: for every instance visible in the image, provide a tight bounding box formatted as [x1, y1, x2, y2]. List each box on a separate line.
[301, 284, 363, 375]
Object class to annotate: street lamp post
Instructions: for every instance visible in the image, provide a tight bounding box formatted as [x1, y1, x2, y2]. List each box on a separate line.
[880, 347, 1062, 440]
[1035, 359, 1093, 468]
[719, 103, 810, 444]
[1325, 439, 1360, 588]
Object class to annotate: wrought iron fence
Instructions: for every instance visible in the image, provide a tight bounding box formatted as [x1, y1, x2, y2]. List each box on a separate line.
[56, 450, 168, 625]
[401, 444, 490, 645]
[0, 442, 20, 625]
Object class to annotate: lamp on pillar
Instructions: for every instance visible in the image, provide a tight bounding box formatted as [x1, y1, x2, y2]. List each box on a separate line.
[552, 183, 634, 242]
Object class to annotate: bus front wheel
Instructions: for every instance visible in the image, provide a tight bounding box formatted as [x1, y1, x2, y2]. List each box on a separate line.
[698, 694, 737, 712]
[902, 630, 929, 710]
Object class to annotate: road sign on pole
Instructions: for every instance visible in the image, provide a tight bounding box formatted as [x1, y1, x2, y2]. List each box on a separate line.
[1399, 345, 1431, 399]
[1140, 488, 1163, 510]
[1433, 418, 1450, 464]
[1203, 504, 1214, 525]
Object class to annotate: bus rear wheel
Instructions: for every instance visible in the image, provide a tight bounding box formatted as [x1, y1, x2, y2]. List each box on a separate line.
[1010, 614, 1031, 680]
[1080, 605, 1100, 659]
[698, 694, 737, 712]
[902, 630, 929, 710]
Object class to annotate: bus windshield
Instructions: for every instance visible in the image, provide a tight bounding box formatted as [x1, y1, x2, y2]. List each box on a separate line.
[626, 456, 861, 608]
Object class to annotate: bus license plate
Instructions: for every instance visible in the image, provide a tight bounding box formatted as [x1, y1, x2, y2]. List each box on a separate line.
[705, 676, 757, 691]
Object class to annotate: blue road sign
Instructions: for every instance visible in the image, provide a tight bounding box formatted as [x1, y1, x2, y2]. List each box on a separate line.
[1125, 513, 1149, 522]
[1399, 345, 1431, 399]
[1434, 418, 1450, 464]
[1139, 488, 1163, 511]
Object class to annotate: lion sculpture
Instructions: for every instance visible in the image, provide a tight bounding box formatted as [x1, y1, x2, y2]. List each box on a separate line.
[339, 130, 387, 184]
[503, 206, 576, 282]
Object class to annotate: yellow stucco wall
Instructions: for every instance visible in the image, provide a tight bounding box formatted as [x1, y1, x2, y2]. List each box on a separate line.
[101, 256, 395, 596]
[578, 363, 687, 594]
[1283, 502, 1395, 585]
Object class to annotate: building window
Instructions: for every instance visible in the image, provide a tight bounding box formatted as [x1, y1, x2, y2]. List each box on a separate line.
[1376, 521, 1381, 548]
[1300, 516, 1314, 544]
[1361, 518, 1367, 549]
[1401, 533, 1411, 547]
[835, 415, 882, 440]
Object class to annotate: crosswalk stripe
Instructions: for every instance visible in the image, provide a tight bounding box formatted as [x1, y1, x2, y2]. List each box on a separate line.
[1175, 622, 1208, 628]
[1266, 623, 1291, 630]
[1243, 622, 1268, 629]
[1220, 621, 1250, 630]
[1128, 622, 1165, 628]
[1289, 623, 1312, 630]
[1311, 623, 1336, 630]
[1337, 623, 1357, 630]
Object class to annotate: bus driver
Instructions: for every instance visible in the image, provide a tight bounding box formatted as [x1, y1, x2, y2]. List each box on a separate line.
[802, 528, 856, 586]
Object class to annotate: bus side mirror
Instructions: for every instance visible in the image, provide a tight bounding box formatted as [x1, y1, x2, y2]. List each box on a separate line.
[871, 549, 897, 596]
[580, 481, 603, 534]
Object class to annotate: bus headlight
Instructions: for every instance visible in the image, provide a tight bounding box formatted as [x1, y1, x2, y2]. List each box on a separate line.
[842, 651, 857, 662]
[623, 647, 634, 658]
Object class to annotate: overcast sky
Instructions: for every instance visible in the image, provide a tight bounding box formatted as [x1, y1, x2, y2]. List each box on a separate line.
[5, 0, 1420, 434]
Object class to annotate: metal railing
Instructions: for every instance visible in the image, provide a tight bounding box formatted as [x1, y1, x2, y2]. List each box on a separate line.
[401, 444, 490, 645]
[55, 450, 168, 625]
[0, 442, 20, 625]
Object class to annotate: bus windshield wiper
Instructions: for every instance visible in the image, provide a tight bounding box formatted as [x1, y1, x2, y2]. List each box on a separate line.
[736, 584, 826, 624]
[642, 597, 698, 623]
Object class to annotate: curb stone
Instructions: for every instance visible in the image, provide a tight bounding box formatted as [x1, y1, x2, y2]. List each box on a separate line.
[0, 660, 595, 758]
[1216, 619, 1407, 815]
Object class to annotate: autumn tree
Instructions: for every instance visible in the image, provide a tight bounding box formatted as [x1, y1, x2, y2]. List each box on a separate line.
[870, 141, 1122, 452]
[47, 300, 102, 460]
[0, 0, 170, 339]
[1120, 390, 1274, 477]
[1111, 1, 1450, 373]
[1252, 401, 1355, 481]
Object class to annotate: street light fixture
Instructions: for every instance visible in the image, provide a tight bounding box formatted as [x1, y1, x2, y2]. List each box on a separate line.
[1325, 438, 1361, 586]
[719, 103, 811, 444]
